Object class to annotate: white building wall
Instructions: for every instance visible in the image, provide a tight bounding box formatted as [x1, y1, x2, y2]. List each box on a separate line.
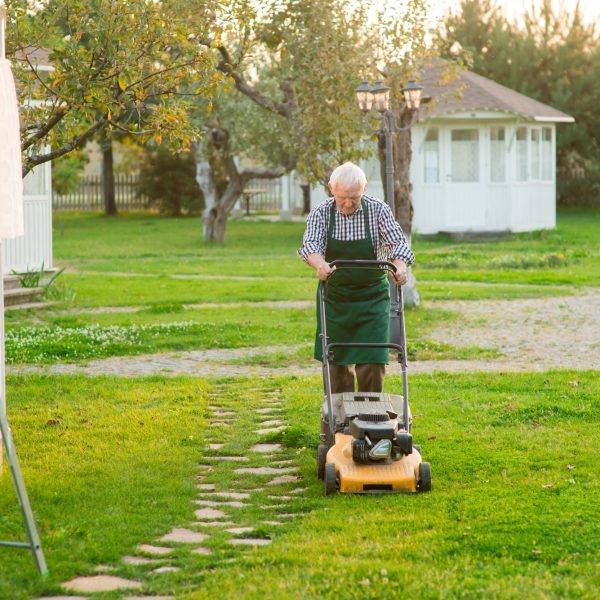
[3, 161, 53, 273]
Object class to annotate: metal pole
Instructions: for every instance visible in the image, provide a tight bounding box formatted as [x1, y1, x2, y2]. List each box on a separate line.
[382, 111, 402, 345]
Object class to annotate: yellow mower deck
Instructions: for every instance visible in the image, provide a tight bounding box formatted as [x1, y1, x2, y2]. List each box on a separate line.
[327, 433, 422, 493]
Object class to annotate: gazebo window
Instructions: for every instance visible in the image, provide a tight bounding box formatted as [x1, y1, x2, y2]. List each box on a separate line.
[490, 126, 506, 182]
[531, 128, 541, 180]
[516, 127, 528, 181]
[451, 129, 479, 182]
[542, 127, 553, 180]
[424, 127, 439, 183]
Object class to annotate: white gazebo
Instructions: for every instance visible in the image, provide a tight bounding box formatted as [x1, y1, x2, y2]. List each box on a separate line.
[310, 63, 574, 235]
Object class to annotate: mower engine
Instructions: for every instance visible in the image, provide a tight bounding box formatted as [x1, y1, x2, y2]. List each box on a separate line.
[349, 412, 412, 463]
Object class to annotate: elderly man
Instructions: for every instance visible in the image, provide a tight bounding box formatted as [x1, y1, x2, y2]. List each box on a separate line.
[298, 161, 415, 393]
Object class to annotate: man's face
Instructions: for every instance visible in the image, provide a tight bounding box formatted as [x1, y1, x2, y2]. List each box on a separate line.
[329, 182, 365, 216]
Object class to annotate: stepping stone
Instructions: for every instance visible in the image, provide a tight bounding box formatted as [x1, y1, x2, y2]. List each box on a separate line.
[152, 566, 180, 574]
[256, 408, 278, 414]
[259, 419, 284, 427]
[36, 597, 88, 600]
[126, 596, 175, 600]
[272, 460, 293, 466]
[212, 411, 235, 417]
[62, 575, 143, 593]
[207, 444, 224, 450]
[160, 528, 209, 544]
[205, 456, 250, 462]
[268, 495, 293, 501]
[278, 513, 298, 518]
[195, 507, 228, 519]
[234, 466, 298, 475]
[251, 443, 282, 453]
[290, 487, 308, 494]
[123, 555, 163, 565]
[126, 597, 173, 600]
[228, 538, 272, 546]
[208, 492, 250, 500]
[193, 520, 235, 527]
[192, 546, 213, 555]
[137, 544, 174, 556]
[210, 421, 231, 426]
[268, 475, 302, 485]
[255, 426, 285, 435]
[197, 483, 217, 491]
[226, 527, 254, 534]
[196, 499, 249, 508]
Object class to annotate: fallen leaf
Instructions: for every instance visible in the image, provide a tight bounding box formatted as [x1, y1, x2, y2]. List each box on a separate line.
[568, 380, 579, 387]
[567, 464, 575, 470]
[542, 483, 554, 489]
[532, 549, 542, 555]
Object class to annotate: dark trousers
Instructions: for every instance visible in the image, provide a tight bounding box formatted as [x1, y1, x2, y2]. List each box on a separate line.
[328, 363, 385, 394]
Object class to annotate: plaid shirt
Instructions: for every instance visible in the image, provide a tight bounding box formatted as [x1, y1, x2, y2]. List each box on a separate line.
[298, 195, 415, 265]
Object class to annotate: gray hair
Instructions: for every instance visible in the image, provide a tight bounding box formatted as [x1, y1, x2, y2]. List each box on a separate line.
[329, 162, 367, 189]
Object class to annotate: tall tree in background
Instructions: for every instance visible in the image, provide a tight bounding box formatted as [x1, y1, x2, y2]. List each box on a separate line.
[439, 0, 600, 183]
[7, 0, 221, 176]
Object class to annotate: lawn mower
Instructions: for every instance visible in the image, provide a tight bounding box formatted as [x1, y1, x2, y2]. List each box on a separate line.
[316, 259, 431, 494]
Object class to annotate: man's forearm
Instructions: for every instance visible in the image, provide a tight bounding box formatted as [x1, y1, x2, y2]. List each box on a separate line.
[307, 253, 328, 271]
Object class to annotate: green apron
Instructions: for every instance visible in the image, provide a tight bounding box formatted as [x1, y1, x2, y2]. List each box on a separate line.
[314, 199, 390, 365]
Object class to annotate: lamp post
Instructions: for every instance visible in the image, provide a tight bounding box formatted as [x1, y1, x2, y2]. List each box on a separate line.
[355, 78, 423, 213]
[355, 77, 424, 341]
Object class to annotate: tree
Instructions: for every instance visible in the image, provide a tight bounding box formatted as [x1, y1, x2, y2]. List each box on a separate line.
[438, 0, 600, 193]
[196, 0, 433, 242]
[6, 0, 221, 176]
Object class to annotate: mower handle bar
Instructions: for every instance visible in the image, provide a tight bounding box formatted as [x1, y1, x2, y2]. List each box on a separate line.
[328, 259, 398, 275]
[325, 341, 404, 358]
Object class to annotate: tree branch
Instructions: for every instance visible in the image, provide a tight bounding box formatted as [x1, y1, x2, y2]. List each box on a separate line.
[21, 107, 69, 152]
[22, 118, 107, 176]
[216, 45, 289, 118]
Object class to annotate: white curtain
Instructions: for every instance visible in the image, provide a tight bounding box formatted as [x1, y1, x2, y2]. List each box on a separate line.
[0, 57, 24, 240]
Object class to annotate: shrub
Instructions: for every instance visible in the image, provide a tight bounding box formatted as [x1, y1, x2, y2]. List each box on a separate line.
[139, 147, 204, 215]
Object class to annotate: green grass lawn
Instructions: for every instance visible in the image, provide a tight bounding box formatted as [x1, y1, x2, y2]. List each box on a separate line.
[1, 372, 598, 598]
[5, 208, 596, 364]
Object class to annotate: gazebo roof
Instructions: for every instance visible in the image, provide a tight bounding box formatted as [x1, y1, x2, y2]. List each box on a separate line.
[419, 61, 574, 123]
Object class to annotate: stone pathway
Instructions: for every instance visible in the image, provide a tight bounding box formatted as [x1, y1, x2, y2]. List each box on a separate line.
[38, 383, 308, 599]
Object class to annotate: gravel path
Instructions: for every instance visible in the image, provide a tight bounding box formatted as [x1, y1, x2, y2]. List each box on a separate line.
[10, 289, 600, 377]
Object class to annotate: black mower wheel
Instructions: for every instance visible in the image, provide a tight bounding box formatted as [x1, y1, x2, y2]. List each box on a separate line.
[324, 463, 337, 495]
[317, 444, 328, 480]
[418, 462, 432, 492]
[413, 444, 422, 455]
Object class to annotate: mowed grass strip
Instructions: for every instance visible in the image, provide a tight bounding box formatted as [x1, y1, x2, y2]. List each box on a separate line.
[189, 371, 600, 600]
[52, 209, 600, 288]
[2, 372, 598, 598]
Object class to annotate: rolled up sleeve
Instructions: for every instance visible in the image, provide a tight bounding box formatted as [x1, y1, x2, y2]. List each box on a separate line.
[298, 206, 327, 262]
[378, 203, 415, 265]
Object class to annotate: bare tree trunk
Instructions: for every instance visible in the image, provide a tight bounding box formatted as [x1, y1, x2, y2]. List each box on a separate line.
[203, 204, 230, 242]
[378, 108, 420, 307]
[102, 141, 117, 216]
